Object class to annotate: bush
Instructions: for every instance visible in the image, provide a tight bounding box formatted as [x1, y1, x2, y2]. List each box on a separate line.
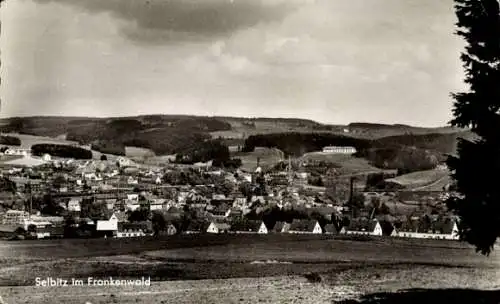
[31, 144, 92, 159]
[0, 136, 21, 146]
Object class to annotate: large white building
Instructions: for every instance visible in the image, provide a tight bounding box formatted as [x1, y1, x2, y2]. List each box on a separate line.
[322, 146, 357, 154]
[96, 213, 118, 231]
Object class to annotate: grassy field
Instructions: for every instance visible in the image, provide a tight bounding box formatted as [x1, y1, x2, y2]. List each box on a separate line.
[0, 133, 120, 161]
[0, 235, 495, 285]
[0, 133, 78, 149]
[301, 152, 382, 176]
[125, 146, 156, 158]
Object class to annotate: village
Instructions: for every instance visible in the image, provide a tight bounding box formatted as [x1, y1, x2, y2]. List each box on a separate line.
[0, 145, 459, 242]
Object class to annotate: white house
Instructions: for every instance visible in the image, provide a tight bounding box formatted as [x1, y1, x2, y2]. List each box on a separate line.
[96, 213, 118, 231]
[127, 177, 138, 185]
[229, 220, 268, 234]
[343, 219, 383, 236]
[127, 194, 139, 201]
[322, 146, 357, 154]
[41, 154, 51, 161]
[393, 218, 459, 240]
[67, 199, 81, 212]
[126, 201, 141, 211]
[149, 199, 166, 211]
[116, 156, 133, 167]
[116, 222, 152, 238]
[105, 199, 117, 211]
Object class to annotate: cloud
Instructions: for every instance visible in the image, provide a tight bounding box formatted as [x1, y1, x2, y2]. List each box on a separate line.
[2, 0, 464, 126]
[31, 0, 299, 44]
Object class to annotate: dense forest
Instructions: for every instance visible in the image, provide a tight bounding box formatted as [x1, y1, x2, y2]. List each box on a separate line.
[243, 133, 371, 156]
[1, 116, 232, 156]
[174, 140, 230, 164]
[243, 132, 461, 173]
[31, 144, 93, 159]
[90, 141, 126, 156]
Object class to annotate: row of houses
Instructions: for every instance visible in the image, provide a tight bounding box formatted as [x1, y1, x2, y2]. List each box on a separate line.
[1, 207, 460, 240]
[186, 218, 459, 240]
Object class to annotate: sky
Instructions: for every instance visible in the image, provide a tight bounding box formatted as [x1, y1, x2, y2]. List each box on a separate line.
[0, 0, 466, 127]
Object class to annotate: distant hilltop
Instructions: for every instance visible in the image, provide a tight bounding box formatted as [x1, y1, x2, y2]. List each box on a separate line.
[0, 114, 472, 157]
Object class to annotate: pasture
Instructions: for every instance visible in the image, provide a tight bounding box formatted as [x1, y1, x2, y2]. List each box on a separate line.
[124, 146, 156, 158]
[300, 152, 382, 176]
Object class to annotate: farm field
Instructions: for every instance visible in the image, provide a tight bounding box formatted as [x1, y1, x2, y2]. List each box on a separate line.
[0, 235, 498, 303]
[124, 146, 156, 158]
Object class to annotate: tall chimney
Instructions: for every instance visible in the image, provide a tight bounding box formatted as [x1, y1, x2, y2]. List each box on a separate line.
[348, 177, 354, 204]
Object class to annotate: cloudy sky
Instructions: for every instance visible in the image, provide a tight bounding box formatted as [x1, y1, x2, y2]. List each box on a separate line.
[0, 0, 465, 126]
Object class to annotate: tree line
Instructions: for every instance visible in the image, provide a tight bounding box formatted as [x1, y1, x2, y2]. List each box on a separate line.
[31, 144, 93, 159]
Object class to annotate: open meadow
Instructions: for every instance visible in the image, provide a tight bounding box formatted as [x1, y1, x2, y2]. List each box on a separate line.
[0, 235, 499, 303]
[0, 133, 78, 149]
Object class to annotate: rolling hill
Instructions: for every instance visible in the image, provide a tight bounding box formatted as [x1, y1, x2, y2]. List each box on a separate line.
[0, 116, 473, 161]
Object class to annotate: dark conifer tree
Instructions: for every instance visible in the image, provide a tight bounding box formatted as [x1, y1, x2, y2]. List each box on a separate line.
[446, 0, 500, 255]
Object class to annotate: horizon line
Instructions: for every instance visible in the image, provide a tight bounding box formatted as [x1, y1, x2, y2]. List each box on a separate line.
[0, 113, 454, 129]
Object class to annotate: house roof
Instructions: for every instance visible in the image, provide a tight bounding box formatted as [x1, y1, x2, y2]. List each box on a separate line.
[397, 216, 457, 234]
[229, 220, 263, 232]
[210, 222, 231, 230]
